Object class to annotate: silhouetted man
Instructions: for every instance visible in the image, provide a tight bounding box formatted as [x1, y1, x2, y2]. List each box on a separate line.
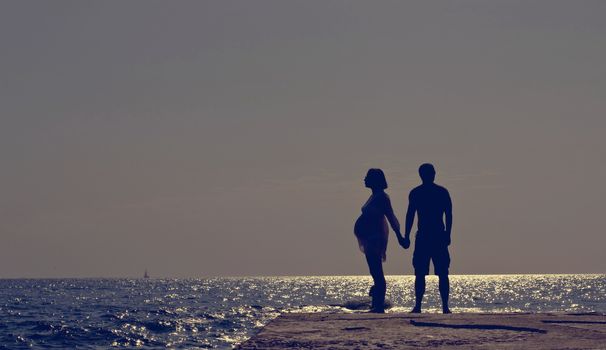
[399, 163, 452, 313]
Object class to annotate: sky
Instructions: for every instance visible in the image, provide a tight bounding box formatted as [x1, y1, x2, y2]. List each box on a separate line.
[1, 1, 605, 277]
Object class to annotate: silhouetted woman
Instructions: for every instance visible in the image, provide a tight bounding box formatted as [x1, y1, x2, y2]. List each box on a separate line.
[354, 169, 402, 313]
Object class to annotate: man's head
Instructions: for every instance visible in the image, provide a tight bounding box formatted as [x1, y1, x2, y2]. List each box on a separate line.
[419, 163, 436, 184]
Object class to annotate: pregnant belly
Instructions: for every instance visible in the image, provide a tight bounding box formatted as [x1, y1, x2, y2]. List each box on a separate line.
[355, 215, 387, 238]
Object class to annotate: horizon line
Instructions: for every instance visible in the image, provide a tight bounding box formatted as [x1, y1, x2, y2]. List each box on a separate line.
[1, 273, 605, 280]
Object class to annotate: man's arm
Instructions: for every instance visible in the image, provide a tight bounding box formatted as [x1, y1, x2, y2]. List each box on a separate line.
[405, 192, 416, 238]
[401, 192, 416, 249]
[444, 190, 452, 245]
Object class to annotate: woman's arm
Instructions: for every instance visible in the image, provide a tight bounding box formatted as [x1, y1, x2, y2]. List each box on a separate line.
[383, 194, 403, 239]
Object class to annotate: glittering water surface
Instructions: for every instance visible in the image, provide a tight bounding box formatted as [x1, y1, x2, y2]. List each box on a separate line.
[0, 275, 604, 349]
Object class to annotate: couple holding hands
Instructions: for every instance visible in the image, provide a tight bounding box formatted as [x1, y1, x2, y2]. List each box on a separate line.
[354, 163, 453, 314]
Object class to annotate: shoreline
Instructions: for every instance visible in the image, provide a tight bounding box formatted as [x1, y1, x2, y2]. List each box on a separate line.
[237, 312, 606, 349]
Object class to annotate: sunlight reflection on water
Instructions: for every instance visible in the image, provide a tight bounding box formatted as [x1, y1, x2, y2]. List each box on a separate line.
[0, 275, 604, 349]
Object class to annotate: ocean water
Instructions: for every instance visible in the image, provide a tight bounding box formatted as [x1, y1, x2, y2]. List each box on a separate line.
[0, 275, 604, 349]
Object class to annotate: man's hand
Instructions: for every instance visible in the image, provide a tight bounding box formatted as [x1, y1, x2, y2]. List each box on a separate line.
[444, 231, 451, 246]
[398, 236, 411, 249]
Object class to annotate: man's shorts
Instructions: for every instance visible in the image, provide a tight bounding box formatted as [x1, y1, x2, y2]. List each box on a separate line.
[412, 231, 450, 276]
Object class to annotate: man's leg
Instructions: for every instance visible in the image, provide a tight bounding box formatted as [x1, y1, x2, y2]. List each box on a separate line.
[438, 274, 450, 313]
[411, 234, 429, 313]
[435, 240, 451, 314]
[412, 274, 425, 313]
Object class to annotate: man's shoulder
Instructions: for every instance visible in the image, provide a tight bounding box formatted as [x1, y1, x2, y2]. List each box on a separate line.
[411, 184, 448, 192]
[433, 184, 451, 202]
[409, 186, 423, 197]
[410, 185, 425, 192]
[411, 184, 450, 197]
[434, 184, 449, 193]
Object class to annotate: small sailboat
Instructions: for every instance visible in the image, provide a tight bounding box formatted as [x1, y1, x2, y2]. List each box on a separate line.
[144, 269, 149, 279]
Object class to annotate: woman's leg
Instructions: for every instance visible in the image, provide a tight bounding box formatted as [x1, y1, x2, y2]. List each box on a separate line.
[365, 253, 386, 312]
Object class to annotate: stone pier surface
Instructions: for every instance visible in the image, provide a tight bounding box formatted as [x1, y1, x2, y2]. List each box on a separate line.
[237, 312, 606, 349]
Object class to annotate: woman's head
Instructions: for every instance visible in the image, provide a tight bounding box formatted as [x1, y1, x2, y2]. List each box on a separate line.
[364, 168, 388, 190]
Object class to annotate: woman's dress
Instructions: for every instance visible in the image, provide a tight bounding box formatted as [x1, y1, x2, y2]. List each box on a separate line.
[354, 193, 391, 261]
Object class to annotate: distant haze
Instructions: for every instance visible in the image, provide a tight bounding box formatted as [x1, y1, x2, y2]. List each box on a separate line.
[1, 1, 605, 277]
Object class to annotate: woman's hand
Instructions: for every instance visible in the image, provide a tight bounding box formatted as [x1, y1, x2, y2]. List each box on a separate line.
[398, 235, 410, 249]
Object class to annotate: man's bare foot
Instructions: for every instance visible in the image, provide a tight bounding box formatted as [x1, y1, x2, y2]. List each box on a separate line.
[443, 308, 451, 314]
[410, 307, 421, 313]
[369, 307, 385, 313]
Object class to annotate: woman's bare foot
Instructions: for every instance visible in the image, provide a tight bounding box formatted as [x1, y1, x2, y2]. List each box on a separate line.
[369, 307, 385, 313]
